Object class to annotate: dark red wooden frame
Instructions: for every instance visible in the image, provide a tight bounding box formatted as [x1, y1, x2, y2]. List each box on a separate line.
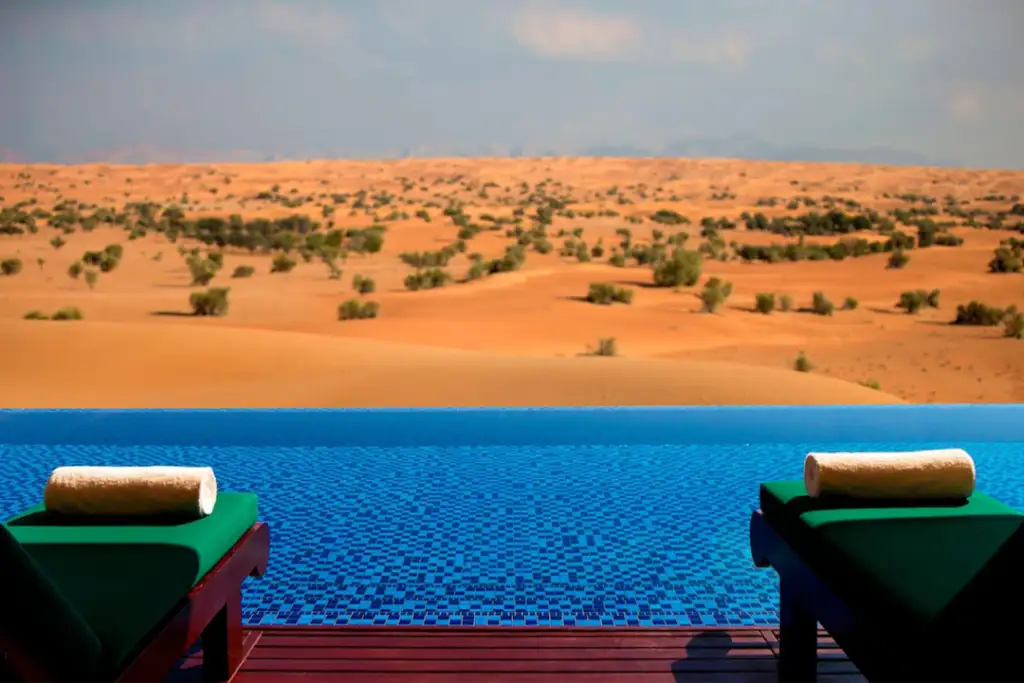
[750, 509, 1024, 682]
[0, 521, 270, 683]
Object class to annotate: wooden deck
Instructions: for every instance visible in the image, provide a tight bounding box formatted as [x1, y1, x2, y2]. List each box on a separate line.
[169, 626, 863, 682]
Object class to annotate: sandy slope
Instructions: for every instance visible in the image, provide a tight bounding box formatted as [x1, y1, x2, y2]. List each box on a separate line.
[0, 157, 1021, 407]
[0, 321, 903, 407]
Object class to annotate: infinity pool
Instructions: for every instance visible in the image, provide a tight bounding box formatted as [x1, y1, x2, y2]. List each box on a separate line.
[2, 407, 1022, 628]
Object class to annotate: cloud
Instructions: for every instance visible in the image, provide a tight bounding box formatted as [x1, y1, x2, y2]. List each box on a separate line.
[253, 1, 350, 48]
[508, 4, 753, 69]
[947, 90, 982, 122]
[511, 6, 642, 61]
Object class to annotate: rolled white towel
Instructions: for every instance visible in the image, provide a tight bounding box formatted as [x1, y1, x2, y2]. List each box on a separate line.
[44, 466, 218, 517]
[804, 448, 976, 500]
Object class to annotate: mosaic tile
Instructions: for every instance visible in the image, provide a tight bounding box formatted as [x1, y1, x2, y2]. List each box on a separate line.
[1, 440, 1022, 626]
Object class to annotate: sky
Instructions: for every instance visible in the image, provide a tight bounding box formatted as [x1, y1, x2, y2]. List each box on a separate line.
[1, 0, 1022, 168]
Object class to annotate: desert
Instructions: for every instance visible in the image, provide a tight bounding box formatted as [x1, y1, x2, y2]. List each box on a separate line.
[0, 156, 1021, 408]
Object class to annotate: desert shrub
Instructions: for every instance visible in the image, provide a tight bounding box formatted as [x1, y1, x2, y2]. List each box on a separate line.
[338, 298, 379, 320]
[187, 256, 219, 286]
[50, 236, 66, 250]
[207, 251, 224, 268]
[988, 247, 1023, 273]
[23, 310, 48, 320]
[897, 290, 927, 313]
[926, 288, 941, 308]
[793, 351, 813, 372]
[82, 250, 103, 266]
[1, 257, 22, 276]
[842, 296, 859, 311]
[466, 260, 487, 281]
[699, 277, 733, 313]
[887, 249, 910, 269]
[84, 269, 98, 289]
[754, 293, 775, 314]
[103, 243, 124, 260]
[36, 257, 45, 269]
[810, 291, 834, 316]
[586, 282, 633, 305]
[96, 251, 119, 273]
[608, 253, 627, 267]
[652, 249, 702, 287]
[858, 379, 881, 390]
[189, 287, 230, 316]
[232, 265, 255, 278]
[954, 301, 1006, 326]
[586, 337, 618, 357]
[779, 294, 793, 312]
[51, 306, 83, 321]
[650, 209, 687, 225]
[270, 252, 297, 273]
[352, 274, 376, 294]
[405, 268, 449, 291]
[1004, 308, 1024, 339]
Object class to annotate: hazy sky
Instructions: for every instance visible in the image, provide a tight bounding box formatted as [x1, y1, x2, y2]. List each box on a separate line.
[1, 0, 1022, 167]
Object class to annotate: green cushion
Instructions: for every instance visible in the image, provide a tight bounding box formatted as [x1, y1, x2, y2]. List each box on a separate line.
[760, 480, 1024, 629]
[0, 523, 105, 680]
[5, 492, 258, 670]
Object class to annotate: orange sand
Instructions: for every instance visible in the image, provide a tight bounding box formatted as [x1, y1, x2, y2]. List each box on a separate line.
[1, 157, 1021, 408]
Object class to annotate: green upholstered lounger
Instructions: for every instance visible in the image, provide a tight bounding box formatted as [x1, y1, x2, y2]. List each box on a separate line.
[0, 492, 270, 682]
[750, 480, 1024, 682]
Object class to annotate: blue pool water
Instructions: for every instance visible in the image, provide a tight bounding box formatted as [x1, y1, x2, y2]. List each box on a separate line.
[3, 417, 1024, 627]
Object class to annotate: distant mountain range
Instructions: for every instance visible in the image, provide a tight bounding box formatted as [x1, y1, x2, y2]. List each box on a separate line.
[0, 135, 958, 167]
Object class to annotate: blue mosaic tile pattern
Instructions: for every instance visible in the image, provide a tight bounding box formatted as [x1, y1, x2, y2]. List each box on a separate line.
[2, 440, 1022, 627]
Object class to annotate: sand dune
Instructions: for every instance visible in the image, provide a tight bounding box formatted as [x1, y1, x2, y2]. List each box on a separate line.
[0, 321, 903, 408]
[0, 157, 1021, 407]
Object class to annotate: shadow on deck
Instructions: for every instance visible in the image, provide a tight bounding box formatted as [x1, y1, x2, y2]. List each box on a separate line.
[169, 626, 863, 683]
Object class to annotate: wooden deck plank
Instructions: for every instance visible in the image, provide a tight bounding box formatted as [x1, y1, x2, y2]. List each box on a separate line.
[165, 625, 864, 683]
[250, 646, 776, 660]
[255, 635, 770, 650]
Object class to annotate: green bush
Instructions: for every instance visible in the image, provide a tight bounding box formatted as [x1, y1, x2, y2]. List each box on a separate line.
[84, 270, 98, 290]
[887, 249, 910, 269]
[189, 287, 230, 316]
[1005, 308, 1024, 339]
[338, 299, 380, 320]
[23, 310, 49, 320]
[51, 306, 83, 321]
[1, 257, 22, 276]
[67, 261, 83, 279]
[810, 291, 834, 316]
[405, 268, 450, 291]
[586, 337, 618, 357]
[988, 247, 1023, 273]
[699, 277, 733, 313]
[187, 256, 219, 286]
[608, 253, 627, 268]
[352, 274, 376, 295]
[652, 249, 702, 287]
[754, 293, 775, 314]
[232, 265, 255, 278]
[794, 351, 813, 372]
[858, 379, 881, 390]
[586, 282, 633, 305]
[103, 244, 124, 260]
[954, 301, 1005, 326]
[779, 294, 793, 312]
[49, 236, 66, 250]
[842, 296, 859, 311]
[271, 252, 297, 273]
[897, 290, 926, 313]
